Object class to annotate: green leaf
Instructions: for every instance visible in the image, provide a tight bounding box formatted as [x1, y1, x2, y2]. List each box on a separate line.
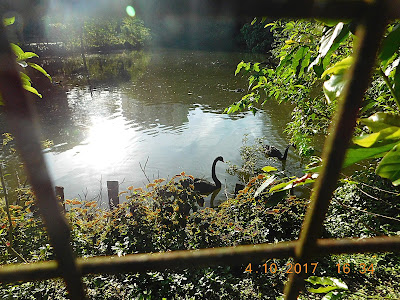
[292, 46, 309, 73]
[253, 63, 260, 72]
[308, 286, 340, 294]
[254, 175, 276, 198]
[323, 73, 347, 103]
[17, 61, 28, 68]
[353, 127, 400, 147]
[321, 57, 353, 103]
[28, 63, 52, 82]
[264, 22, 275, 29]
[385, 56, 400, 76]
[312, 62, 325, 77]
[251, 76, 267, 90]
[322, 291, 347, 300]
[299, 52, 311, 77]
[319, 23, 348, 57]
[376, 143, 400, 185]
[321, 56, 353, 78]
[360, 112, 400, 132]
[316, 19, 340, 27]
[308, 23, 350, 75]
[235, 61, 244, 75]
[20, 72, 32, 86]
[353, 132, 383, 148]
[343, 142, 397, 168]
[226, 104, 239, 114]
[393, 59, 400, 99]
[10, 43, 24, 60]
[3, 17, 15, 26]
[23, 85, 42, 98]
[277, 47, 298, 73]
[235, 61, 249, 76]
[19, 52, 39, 60]
[268, 178, 296, 193]
[261, 166, 278, 173]
[305, 276, 348, 290]
[269, 175, 317, 193]
[360, 100, 377, 114]
[251, 18, 257, 25]
[380, 24, 400, 65]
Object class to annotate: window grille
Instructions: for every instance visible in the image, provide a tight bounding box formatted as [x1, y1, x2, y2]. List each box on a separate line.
[1, 1, 400, 299]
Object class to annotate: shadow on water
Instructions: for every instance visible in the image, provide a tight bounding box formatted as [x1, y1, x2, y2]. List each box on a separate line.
[1, 48, 304, 206]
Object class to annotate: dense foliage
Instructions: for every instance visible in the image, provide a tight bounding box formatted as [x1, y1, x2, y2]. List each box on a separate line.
[45, 16, 151, 52]
[0, 174, 303, 299]
[230, 19, 400, 173]
[238, 19, 275, 53]
[1, 165, 399, 299]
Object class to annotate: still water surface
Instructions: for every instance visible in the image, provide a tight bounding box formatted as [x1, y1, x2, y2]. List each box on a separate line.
[31, 49, 302, 206]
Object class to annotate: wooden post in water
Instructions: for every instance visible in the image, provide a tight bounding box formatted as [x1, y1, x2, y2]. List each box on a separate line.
[107, 181, 119, 209]
[55, 186, 65, 212]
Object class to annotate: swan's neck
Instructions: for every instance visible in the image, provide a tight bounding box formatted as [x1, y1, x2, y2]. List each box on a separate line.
[281, 145, 291, 160]
[211, 159, 221, 188]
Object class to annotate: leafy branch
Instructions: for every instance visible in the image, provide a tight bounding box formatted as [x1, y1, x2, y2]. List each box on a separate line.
[0, 16, 52, 104]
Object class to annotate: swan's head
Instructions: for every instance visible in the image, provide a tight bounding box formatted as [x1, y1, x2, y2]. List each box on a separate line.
[216, 156, 224, 163]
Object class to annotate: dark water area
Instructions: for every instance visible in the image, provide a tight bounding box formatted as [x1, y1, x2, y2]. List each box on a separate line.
[1, 48, 304, 206]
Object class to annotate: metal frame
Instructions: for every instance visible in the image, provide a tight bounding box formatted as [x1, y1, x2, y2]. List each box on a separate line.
[0, 1, 399, 299]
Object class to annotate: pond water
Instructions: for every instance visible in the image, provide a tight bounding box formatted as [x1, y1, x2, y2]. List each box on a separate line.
[15, 49, 304, 206]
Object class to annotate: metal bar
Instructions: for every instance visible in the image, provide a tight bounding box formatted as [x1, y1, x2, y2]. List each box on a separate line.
[135, 0, 400, 20]
[0, 261, 60, 283]
[0, 24, 87, 299]
[1, 237, 399, 284]
[283, 1, 389, 299]
[316, 237, 400, 254]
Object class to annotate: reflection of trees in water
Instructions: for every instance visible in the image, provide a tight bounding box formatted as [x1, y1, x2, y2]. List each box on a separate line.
[119, 50, 254, 120]
[23, 51, 151, 152]
[38, 50, 151, 87]
[120, 97, 190, 133]
[84, 51, 151, 84]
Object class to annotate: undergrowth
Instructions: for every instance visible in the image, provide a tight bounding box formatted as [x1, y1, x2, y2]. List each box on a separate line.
[1, 171, 399, 299]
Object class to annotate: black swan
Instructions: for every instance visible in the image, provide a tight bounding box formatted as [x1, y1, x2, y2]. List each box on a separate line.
[263, 144, 294, 161]
[194, 156, 224, 194]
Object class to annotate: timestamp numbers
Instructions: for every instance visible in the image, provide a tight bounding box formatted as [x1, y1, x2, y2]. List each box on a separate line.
[244, 262, 319, 274]
[336, 263, 374, 274]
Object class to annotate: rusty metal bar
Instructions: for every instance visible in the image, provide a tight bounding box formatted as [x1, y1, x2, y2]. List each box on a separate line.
[0, 261, 60, 283]
[1, 237, 399, 284]
[283, 1, 389, 299]
[0, 24, 87, 299]
[136, 0, 400, 20]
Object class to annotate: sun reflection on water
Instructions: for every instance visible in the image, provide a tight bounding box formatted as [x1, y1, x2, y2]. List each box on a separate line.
[76, 116, 132, 172]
